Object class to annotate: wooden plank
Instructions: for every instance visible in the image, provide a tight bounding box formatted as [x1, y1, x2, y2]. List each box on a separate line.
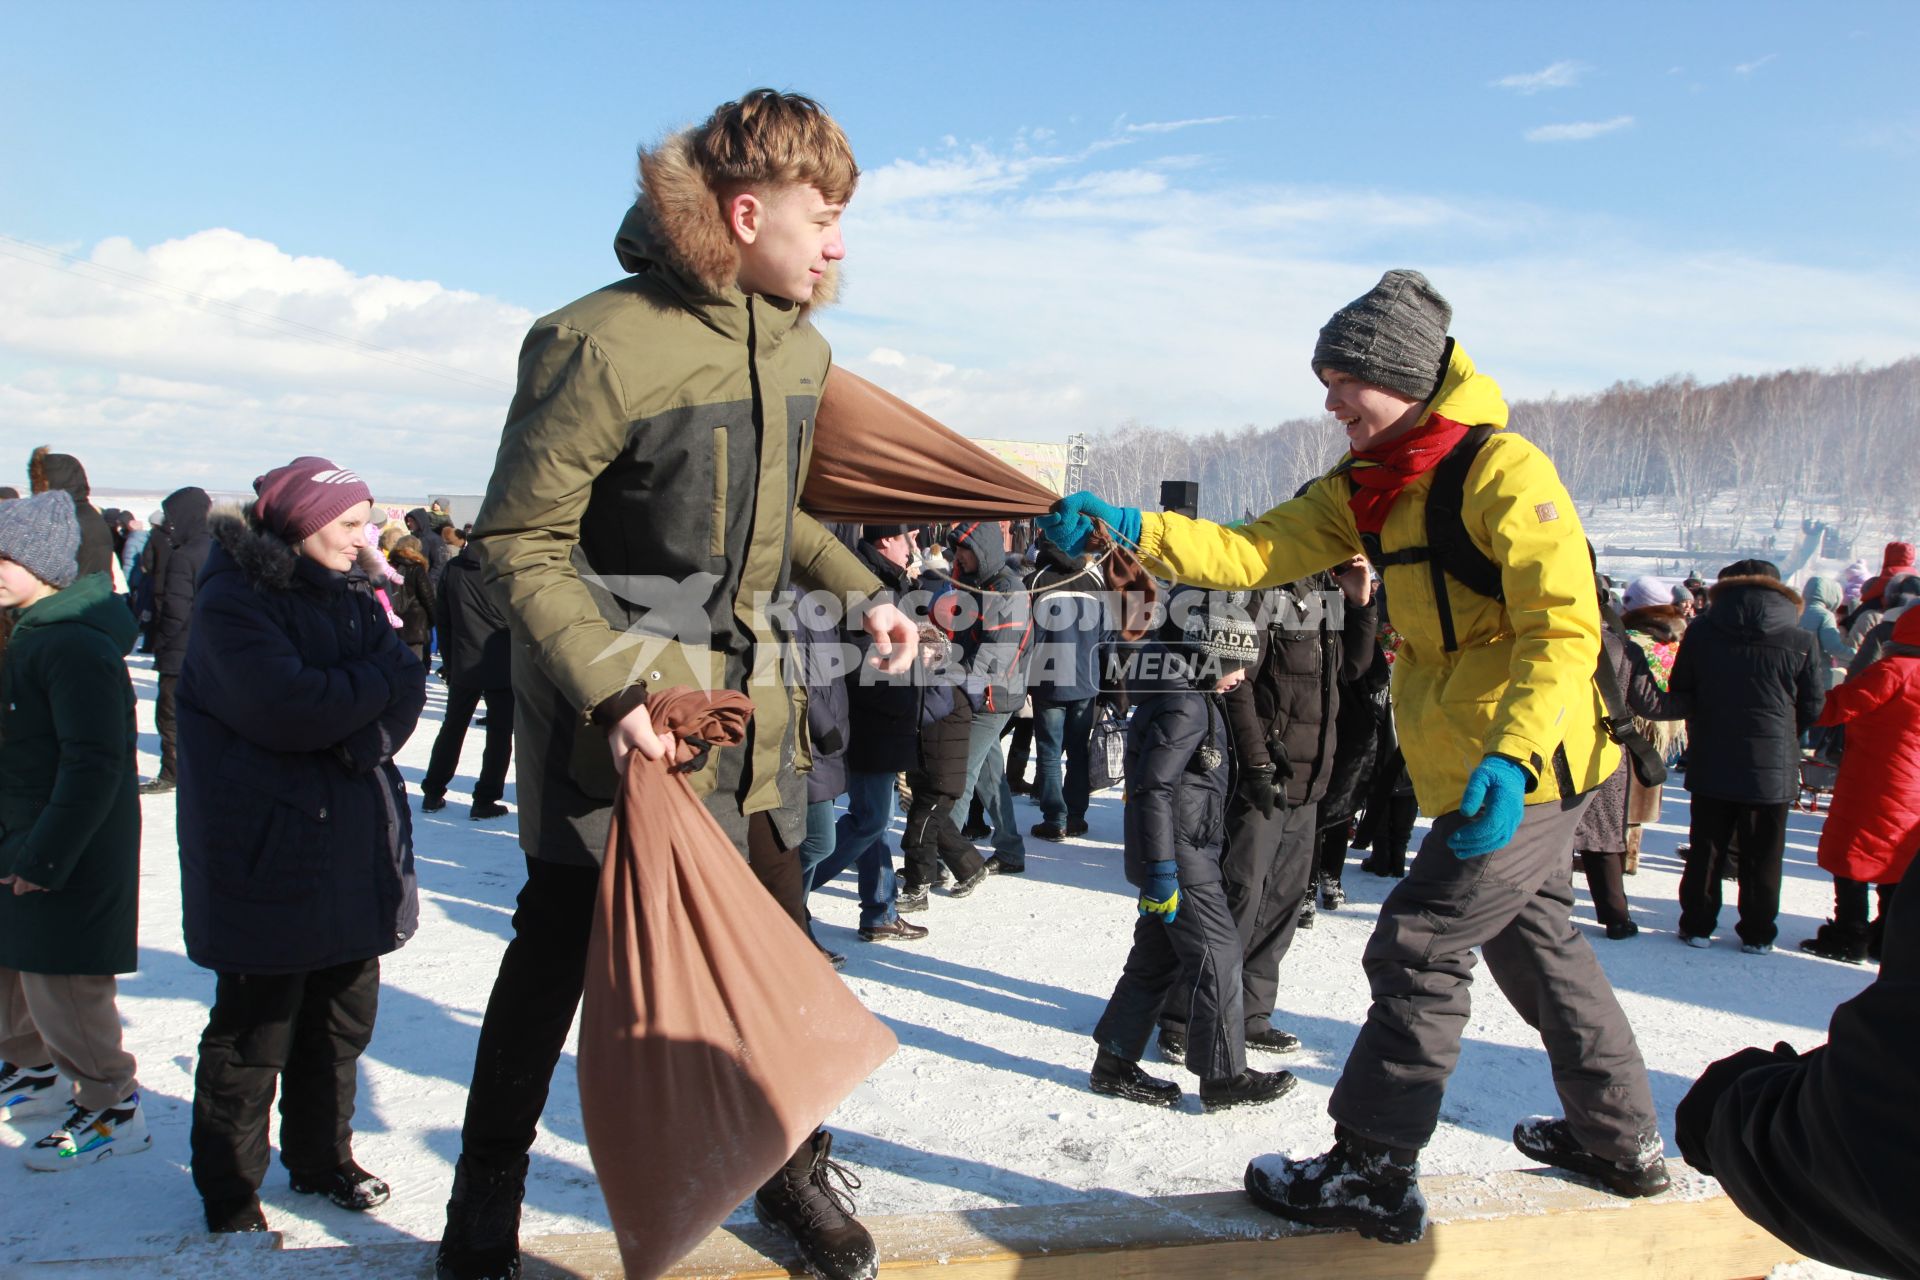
[25, 1169, 1798, 1279]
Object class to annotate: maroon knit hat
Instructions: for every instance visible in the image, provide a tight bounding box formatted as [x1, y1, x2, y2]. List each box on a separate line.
[253, 456, 373, 541]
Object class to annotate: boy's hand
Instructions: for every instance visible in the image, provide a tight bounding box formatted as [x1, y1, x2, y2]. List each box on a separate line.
[1037, 492, 1142, 558]
[1, 875, 47, 895]
[1138, 861, 1180, 923]
[1332, 554, 1374, 605]
[608, 701, 675, 773]
[862, 601, 919, 675]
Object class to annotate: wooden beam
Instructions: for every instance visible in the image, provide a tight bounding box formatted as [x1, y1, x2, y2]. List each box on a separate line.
[24, 1169, 1798, 1279]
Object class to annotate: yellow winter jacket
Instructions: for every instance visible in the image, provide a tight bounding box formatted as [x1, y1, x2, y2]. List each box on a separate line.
[1134, 344, 1618, 815]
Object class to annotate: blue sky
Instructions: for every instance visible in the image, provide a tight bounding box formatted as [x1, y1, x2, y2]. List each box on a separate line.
[4, 1, 1917, 494]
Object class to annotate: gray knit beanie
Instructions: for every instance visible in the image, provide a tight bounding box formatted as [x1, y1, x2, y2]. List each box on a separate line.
[1312, 269, 1453, 401]
[0, 488, 81, 588]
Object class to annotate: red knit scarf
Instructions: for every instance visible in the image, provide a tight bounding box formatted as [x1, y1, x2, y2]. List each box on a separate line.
[1346, 413, 1471, 534]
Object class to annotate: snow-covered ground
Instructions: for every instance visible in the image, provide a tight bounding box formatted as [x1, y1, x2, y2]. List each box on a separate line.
[0, 652, 1883, 1276]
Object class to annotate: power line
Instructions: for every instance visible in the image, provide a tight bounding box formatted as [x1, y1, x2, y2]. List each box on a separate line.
[0, 231, 515, 395]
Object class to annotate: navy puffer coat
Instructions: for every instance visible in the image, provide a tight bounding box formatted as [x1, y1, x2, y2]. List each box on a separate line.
[176, 513, 427, 975]
[1122, 642, 1231, 890]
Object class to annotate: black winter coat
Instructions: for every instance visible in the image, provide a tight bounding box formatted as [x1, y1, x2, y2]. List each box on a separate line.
[436, 546, 511, 689]
[177, 515, 427, 975]
[1124, 663, 1230, 891]
[1663, 576, 1823, 805]
[1223, 580, 1377, 810]
[1679, 883, 1920, 1279]
[151, 486, 212, 676]
[798, 598, 850, 803]
[845, 541, 946, 775]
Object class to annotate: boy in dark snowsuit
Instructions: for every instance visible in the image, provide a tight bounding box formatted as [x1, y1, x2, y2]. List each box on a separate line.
[1089, 589, 1296, 1112]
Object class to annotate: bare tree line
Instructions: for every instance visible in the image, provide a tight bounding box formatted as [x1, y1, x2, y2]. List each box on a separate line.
[1083, 356, 1920, 550]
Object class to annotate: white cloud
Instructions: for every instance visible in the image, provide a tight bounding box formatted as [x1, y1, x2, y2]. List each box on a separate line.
[1492, 60, 1586, 93]
[1734, 53, 1779, 75]
[1525, 115, 1635, 143]
[1121, 115, 1240, 135]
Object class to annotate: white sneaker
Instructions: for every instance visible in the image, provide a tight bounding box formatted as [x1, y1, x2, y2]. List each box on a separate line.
[1680, 934, 1713, 949]
[25, 1092, 151, 1171]
[1740, 942, 1774, 955]
[0, 1063, 67, 1122]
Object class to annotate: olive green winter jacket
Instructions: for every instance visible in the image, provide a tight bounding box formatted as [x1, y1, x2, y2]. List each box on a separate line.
[472, 132, 880, 864]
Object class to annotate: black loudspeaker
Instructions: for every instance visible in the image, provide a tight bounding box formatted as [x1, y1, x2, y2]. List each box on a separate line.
[1160, 480, 1199, 519]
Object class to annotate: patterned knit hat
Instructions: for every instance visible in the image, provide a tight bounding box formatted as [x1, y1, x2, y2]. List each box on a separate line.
[0, 489, 81, 588]
[1312, 269, 1453, 401]
[1177, 589, 1259, 671]
[253, 456, 373, 541]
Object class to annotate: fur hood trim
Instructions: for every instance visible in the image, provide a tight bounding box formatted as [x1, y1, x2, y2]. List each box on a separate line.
[1621, 603, 1686, 643]
[622, 127, 840, 308]
[1708, 574, 1802, 608]
[211, 510, 300, 591]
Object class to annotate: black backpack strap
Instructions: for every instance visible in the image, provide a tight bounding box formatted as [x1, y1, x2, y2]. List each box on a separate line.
[1420, 424, 1500, 652]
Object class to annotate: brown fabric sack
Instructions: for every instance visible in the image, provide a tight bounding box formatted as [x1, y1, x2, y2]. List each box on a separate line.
[578, 688, 897, 1279]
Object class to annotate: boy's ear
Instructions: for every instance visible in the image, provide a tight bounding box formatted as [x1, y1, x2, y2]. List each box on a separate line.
[726, 191, 764, 246]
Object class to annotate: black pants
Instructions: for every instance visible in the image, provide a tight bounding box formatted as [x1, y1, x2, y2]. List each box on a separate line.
[423, 684, 515, 804]
[1580, 851, 1631, 928]
[899, 781, 985, 891]
[1362, 794, 1418, 875]
[1315, 821, 1350, 887]
[1680, 796, 1787, 946]
[1005, 718, 1033, 786]
[458, 815, 807, 1172]
[190, 958, 380, 1204]
[1095, 878, 1245, 1081]
[156, 672, 180, 781]
[1836, 876, 1900, 958]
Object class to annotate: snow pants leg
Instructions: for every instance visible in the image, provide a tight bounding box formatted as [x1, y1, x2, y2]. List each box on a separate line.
[1682, 796, 1786, 946]
[1328, 794, 1659, 1161]
[155, 673, 180, 782]
[900, 783, 984, 889]
[1166, 799, 1316, 1038]
[1580, 851, 1631, 928]
[190, 958, 379, 1202]
[1094, 880, 1245, 1081]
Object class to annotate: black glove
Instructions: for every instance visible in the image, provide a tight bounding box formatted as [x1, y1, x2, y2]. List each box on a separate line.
[1238, 763, 1278, 819]
[1674, 1041, 1799, 1175]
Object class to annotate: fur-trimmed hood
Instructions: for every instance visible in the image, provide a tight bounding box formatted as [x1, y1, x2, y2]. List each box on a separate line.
[1706, 574, 1803, 639]
[614, 127, 840, 308]
[1622, 603, 1687, 644]
[210, 510, 301, 590]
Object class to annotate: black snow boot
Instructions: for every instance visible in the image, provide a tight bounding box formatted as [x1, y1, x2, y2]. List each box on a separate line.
[1156, 1027, 1187, 1065]
[436, 1153, 529, 1280]
[1199, 1068, 1296, 1112]
[1513, 1116, 1670, 1198]
[1244, 1127, 1427, 1245]
[1798, 920, 1870, 964]
[204, 1195, 270, 1234]
[1089, 1049, 1180, 1107]
[754, 1129, 878, 1280]
[290, 1158, 391, 1210]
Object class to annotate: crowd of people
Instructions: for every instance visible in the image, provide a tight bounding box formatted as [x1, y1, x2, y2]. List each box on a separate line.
[0, 87, 1915, 1280]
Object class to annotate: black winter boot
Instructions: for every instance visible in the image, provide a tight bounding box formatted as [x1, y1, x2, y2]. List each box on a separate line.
[1798, 919, 1870, 964]
[204, 1195, 270, 1234]
[290, 1158, 391, 1210]
[754, 1130, 878, 1280]
[1513, 1116, 1670, 1198]
[436, 1153, 528, 1280]
[1199, 1068, 1296, 1112]
[1089, 1049, 1180, 1107]
[1244, 1127, 1426, 1244]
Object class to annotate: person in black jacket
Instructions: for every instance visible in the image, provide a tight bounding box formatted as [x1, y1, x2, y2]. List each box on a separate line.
[177, 458, 426, 1235]
[1090, 590, 1296, 1112]
[1674, 881, 1920, 1279]
[139, 485, 213, 794]
[1159, 562, 1374, 1062]
[382, 532, 436, 662]
[815, 527, 931, 943]
[27, 446, 113, 581]
[421, 542, 514, 820]
[1652, 561, 1823, 952]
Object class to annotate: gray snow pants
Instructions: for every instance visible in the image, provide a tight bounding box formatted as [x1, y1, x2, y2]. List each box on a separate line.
[1094, 878, 1245, 1081]
[1162, 797, 1318, 1038]
[1329, 791, 1659, 1160]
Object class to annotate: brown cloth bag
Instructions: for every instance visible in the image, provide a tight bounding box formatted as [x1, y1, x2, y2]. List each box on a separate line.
[806, 366, 1159, 639]
[578, 688, 898, 1280]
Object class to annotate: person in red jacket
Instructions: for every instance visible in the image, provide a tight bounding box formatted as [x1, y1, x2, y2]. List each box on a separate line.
[1800, 607, 1920, 965]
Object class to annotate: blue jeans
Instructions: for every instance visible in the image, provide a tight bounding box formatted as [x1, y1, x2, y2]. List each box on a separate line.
[816, 770, 900, 930]
[954, 708, 1027, 866]
[1032, 697, 1094, 828]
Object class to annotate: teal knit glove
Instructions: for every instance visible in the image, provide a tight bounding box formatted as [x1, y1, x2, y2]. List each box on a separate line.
[1138, 861, 1181, 923]
[1447, 756, 1529, 858]
[1036, 492, 1142, 558]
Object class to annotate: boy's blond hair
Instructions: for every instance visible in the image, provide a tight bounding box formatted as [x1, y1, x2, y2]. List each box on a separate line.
[691, 89, 859, 205]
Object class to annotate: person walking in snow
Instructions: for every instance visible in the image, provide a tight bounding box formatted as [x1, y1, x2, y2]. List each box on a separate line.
[441, 91, 915, 1280]
[1798, 606, 1920, 964]
[0, 490, 149, 1173]
[1041, 270, 1666, 1244]
[177, 457, 426, 1234]
[420, 537, 515, 821]
[1090, 589, 1295, 1113]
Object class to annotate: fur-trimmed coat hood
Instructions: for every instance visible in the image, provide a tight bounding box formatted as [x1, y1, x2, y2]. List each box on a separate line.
[614, 127, 840, 308]
[211, 510, 304, 591]
[1622, 603, 1687, 644]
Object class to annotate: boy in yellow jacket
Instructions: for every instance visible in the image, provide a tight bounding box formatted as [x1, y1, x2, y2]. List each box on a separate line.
[1040, 271, 1664, 1245]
